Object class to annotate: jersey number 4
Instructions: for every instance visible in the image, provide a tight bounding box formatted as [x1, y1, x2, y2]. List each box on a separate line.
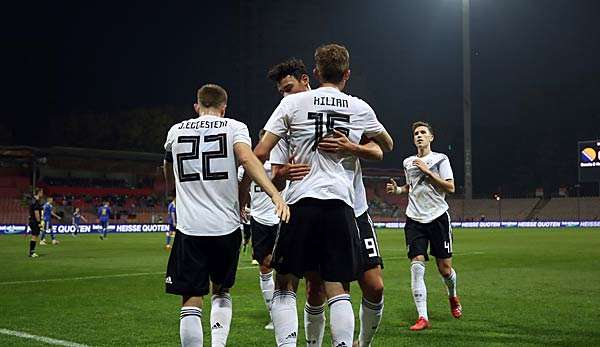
[177, 134, 228, 182]
[308, 112, 350, 151]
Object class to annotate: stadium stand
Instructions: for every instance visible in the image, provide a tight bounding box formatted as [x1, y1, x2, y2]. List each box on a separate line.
[534, 197, 600, 221]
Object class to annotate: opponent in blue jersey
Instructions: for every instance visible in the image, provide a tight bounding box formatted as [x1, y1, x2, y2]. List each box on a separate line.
[165, 197, 176, 249]
[40, 197, 62, 245]
[98, 201, 111, 240]
[72, 207, 88, 237]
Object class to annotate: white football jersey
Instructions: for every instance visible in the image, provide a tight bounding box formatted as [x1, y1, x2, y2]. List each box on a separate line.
[237, 161, 280, 226]
[164, 115, 251, 236]
[271, 137, 368, 217]
[264, 86, 385, 207]
[404, 151, 454, 223]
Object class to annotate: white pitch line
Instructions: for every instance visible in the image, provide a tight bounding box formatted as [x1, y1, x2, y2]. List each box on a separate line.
[0, 328, 90, 347]
[0, 265, 259, 286]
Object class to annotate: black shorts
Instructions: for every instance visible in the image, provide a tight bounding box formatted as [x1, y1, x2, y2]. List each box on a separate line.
[165, 229, 242, 296]
[29, 220, 41, 236]
[356, 212, 384, 271]
[242, 222, 251, 243]
[271, 198, 361, 283]
[251, 219, 278, 264]
[405, 211, 453, 260]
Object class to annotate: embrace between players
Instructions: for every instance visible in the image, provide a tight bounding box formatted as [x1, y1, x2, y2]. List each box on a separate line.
[163, 43, 461, 347]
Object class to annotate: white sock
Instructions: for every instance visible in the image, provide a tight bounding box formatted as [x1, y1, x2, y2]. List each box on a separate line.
[359, 297, 384, 346]
[411, 261, 428, 320]
[442, 268, 457, 297]
[210, 293, 232, 347]
[304, 303, 326, 346]
[328, 294, 354, 347]
[259, 271, 275, 314]
[180, 306, 203, 347]
[271, 290, 298, 346]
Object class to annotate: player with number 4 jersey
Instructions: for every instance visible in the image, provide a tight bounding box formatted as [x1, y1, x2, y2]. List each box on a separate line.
[386, 121, 461, 331]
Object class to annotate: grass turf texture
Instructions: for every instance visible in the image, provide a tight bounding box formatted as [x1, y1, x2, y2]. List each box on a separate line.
[1, 228, 599, 346]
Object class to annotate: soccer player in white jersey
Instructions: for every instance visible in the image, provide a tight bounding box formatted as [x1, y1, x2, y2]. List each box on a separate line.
[163, 84, 289, 347]
[266, 58, 387, 347]
[386, 121, 462, 331]
[252, 44, 393, 347]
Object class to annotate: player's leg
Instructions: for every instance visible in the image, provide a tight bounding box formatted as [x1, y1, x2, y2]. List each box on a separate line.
[242, 222, 251, 253]
[165, 232, 210, 346]
[49, 220, 58, 244]
[180, 296, 204, 347]
[28, 221, 40, 257]
[355, 212, 385, 347]
[321, 201, 362, 347]
[304, 271, 326, 346]
[405, 217, 431, 330]
[272, 273, 299, 346]
[430, 212, 461, 318]
[39, 220, 47, 245]
[165, 228, 173, 249]
[252, 219, 278, 329]
[270, 199, 314, 346]
[208, 229, 242, 347]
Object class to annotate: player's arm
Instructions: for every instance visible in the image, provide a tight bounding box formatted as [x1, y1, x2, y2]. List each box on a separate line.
[52, 211, 61, 220]
[271, 162, 311, 191]
[368, 129, 393, 153]
[318, 131, 384, 160]
[240, 130, 281, 200]
[235, 142, 290, 222]
[81, 215, 88, 223]
[386, 178, 409, 194]
[413, 159, 455, 193]
[163, 152, 175, 197]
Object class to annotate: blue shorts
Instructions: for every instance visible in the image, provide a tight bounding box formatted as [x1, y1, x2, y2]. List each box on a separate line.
[44, 219, 52, 229]
[100, 220, 109, 229]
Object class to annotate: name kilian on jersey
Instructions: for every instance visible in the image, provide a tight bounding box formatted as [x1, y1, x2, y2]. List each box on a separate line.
[314, 96, 349, 108]
[177, 120, 228, 129]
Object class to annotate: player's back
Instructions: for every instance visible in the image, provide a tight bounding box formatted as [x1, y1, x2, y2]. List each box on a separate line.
[165, 115, 250, 236]
[265, 86, 384, 208]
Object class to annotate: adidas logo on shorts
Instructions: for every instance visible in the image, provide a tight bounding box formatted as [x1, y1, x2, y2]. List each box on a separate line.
[165, 276, 172, 284]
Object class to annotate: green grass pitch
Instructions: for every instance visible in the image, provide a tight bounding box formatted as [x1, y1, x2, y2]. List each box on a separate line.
[1, 228, 599, 346]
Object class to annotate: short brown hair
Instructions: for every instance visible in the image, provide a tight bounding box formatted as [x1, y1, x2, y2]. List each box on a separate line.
[412, 121, 434, 136]
[197, 84, 228, 108]
[314, 43, 350, 83]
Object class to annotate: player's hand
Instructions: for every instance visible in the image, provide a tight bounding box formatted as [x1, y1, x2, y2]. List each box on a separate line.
[279, 163, 311, 181]
[272, 195, 290, 223]
[386, 178, 398, 194]
[318, 130, 355, 155]
[413, 159, 432, 176]
[240, 208, 249, 224]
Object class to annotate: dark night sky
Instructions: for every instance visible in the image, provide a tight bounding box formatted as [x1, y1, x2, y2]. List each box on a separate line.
[1, 0, 599, 195]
